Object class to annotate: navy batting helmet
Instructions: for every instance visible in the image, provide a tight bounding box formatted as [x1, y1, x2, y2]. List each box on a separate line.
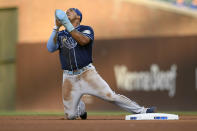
[71, 8, 82, 22]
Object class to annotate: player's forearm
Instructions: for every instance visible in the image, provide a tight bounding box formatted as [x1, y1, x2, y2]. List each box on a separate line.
[47, 29, 59, 52]
[70, 30, 90, 46]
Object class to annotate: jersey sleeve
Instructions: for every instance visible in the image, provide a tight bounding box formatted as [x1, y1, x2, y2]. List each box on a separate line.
[80, 26, 94, 41]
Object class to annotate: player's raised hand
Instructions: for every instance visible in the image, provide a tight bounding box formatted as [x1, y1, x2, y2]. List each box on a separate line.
[55, 9, 74, 32]
[53, 13, 62, 31]
[55, 9, 69, 24]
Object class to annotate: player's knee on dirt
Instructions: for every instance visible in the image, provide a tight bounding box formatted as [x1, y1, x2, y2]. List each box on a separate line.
[64, 113, 77, 120]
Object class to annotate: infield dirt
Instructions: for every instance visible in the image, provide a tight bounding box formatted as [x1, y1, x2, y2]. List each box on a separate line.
[0, 115, 197, 131]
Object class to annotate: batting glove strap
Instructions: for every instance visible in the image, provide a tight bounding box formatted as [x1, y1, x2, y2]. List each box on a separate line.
[63, 22, 74, 32]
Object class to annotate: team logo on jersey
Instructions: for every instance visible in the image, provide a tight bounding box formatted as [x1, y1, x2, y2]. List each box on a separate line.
[60, 35, 77, 49]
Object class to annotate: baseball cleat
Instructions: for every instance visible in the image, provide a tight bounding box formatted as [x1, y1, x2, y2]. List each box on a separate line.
[80, 112, 87, 120]
[146, 107, 157, 113]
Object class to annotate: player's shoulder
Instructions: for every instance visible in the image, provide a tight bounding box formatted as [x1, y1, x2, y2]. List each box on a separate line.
[77, 25, 94, 32]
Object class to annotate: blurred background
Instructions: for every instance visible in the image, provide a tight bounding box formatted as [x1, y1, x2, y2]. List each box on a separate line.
[0, 0, 197, 112]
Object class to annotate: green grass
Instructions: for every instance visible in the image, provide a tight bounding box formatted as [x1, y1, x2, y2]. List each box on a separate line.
[162, 111, 197, 115]
[0, 111, 197, 116]
[88, 111, 130, 116]
[0, 111, 130, 116]
[0, 111, 64, 116]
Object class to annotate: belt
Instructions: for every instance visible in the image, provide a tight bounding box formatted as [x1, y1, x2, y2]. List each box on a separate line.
[64, 64, 92, 75]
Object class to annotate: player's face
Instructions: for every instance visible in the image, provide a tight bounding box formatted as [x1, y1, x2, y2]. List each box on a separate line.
[65, 8, 80, 22]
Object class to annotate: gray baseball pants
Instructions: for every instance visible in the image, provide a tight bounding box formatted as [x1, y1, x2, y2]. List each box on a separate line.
[62, 64, 147, 119]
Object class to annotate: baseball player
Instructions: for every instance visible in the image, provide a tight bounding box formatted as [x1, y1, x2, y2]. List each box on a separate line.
[47, 8, 156, 120]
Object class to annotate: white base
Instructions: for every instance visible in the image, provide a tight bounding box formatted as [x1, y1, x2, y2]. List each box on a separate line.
[125, 113, 179, 120]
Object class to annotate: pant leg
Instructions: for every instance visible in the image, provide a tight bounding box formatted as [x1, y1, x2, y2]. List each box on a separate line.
[62, 74, 84, 119]
[77, 100, 86, 116]
[80, 68, 147, 114]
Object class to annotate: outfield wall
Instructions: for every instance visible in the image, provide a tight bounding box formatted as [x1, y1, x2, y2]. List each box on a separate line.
[16, 36, 197, 111]
[1, 0, 197, 111]
[1, 0, 197, 43]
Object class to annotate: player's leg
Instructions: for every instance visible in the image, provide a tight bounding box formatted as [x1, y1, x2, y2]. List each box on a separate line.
[80, 68, 147, 114]
[62, 75, 84, 119]
[77, 100, 87, 119]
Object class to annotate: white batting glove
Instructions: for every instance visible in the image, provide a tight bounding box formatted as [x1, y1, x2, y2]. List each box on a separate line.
[53, 14, 61, 31]
[55, 9, 74, 32]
